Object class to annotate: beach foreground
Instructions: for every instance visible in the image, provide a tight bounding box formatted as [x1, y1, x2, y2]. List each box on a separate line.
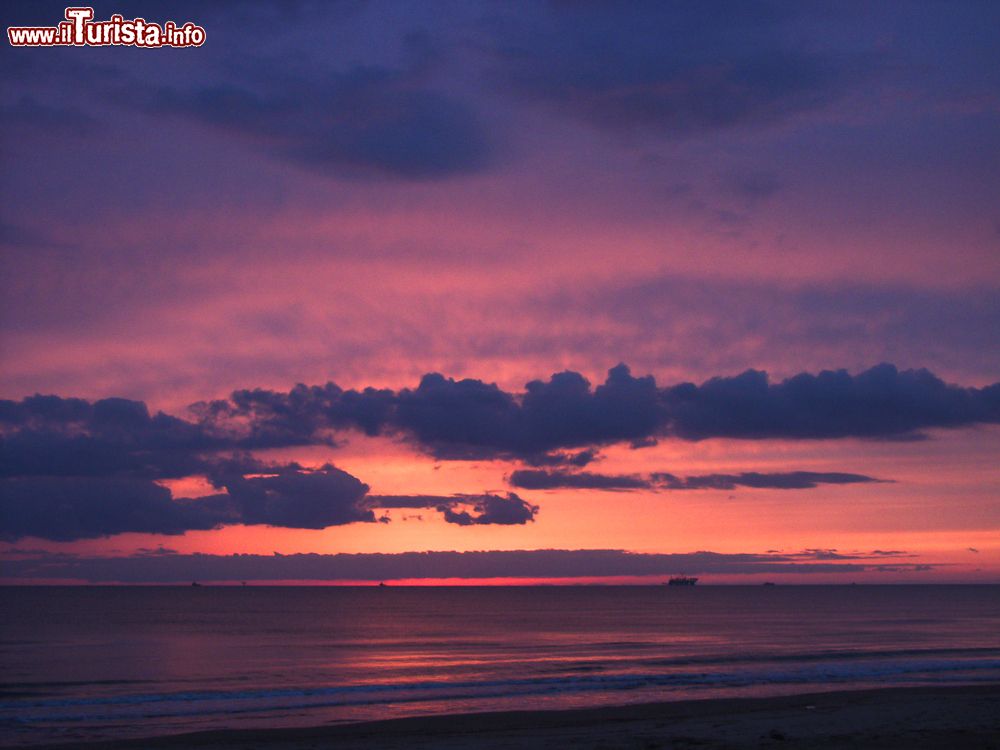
[45, 684, 1000, 750]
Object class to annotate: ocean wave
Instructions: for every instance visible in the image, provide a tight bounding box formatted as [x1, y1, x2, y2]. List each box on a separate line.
[5, 654, 1000, 724]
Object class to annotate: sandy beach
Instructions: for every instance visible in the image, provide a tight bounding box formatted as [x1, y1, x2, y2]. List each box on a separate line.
[40, 684, 1000, 750]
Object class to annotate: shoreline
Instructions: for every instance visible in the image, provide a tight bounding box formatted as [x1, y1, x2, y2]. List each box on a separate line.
[39, 683, 1000, 750]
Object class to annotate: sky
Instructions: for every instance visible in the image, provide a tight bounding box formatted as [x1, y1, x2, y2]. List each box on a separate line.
[1, 1, 998, 584]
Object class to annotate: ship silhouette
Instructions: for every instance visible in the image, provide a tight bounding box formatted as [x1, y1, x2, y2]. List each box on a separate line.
[665, 576, 698, 586]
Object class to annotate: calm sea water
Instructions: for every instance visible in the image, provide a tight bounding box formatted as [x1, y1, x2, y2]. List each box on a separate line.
[2, 585, 999, 746]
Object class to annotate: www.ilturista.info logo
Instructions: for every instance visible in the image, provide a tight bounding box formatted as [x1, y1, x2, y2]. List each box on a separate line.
[8, 7, 205, 48]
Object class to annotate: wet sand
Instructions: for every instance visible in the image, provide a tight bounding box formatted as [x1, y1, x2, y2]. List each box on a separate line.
[45, 684, 1000, 749]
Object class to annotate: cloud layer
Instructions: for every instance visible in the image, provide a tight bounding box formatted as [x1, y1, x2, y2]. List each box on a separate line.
[11, 363, 990, 477]
[3, 363, 994, 541]
[137, 66, 490, 180]
[509, 469, 883, 492]
[201, 363, 1000, 459]
[0, 463, 538, 542]
[369, 493, 537, 526]
[0, 547, 928, 584]
[492, 3, 870, 137]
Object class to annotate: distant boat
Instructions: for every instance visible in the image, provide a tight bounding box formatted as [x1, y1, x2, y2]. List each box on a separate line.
[666, 576, 698, 586]
[762, 582, 776, 587]
[378, 581, 387, 587]
[191, 581, 202, 587]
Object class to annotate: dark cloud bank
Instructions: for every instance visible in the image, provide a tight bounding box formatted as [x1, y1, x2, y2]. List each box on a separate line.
[509, 470, 884, 492]
[4, 1, 874, 181]
[3, 1, 490, 181]
[489, 2, 876, 137]
[0, 465, 537, 542]
[0, 548, 930, 584]
[195, 363, 1000, 460]
[2, 363, 997, 541]
[135, 67, 490, 180]
[0, 394, 537, 540]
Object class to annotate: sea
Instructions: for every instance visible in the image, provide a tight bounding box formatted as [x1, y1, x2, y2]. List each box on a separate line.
[2, 585, 999, 746]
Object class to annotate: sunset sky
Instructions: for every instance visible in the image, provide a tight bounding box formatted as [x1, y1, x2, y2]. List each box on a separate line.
[2, 1, 998, 584]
